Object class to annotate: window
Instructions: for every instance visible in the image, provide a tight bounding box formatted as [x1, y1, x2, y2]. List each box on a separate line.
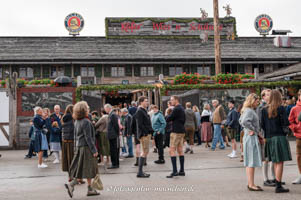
[140, 66, 154, 76]
[197, 66, 210, 76]
[81, 67, 87, 77]
[57, 66, 64, 76]
[112, 67, 125, 77]
[51, 66, 57, 77]
[27, 67, 34, 78]
[19, 68, 26, 78]
[252, 64, 264, 73]
[0, 67, 2, 79]
[88, 67, 95, 77]
[169, 66, 182, 76]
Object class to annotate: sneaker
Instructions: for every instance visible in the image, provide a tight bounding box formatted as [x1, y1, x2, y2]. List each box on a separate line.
[229, 153, 238, 158]
[38, 163, 48, 168]
[227, 152, 233, 157]
[292, 176, 301, 184]
[53, 159, 60, 164]
[43, 158, 51, 162]
[87, 186, 100, 196]
[24, 155, 32, 159]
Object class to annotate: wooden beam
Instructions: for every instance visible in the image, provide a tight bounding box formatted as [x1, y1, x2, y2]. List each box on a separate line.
[213, 0, 221, 75]
[0, 125, 9, 141]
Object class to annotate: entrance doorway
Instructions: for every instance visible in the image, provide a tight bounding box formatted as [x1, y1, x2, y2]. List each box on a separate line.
[105, 94, 133, 107]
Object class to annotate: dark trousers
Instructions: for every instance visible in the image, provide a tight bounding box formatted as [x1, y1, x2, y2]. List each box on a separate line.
[109, 138, 119, 167]
[27, 140, 35, 157]
[194, 130, 202, 145]
[164, 132, 171, 148]
[155, 134, 164, 160]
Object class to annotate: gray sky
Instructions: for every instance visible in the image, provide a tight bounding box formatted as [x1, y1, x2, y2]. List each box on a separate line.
[0, 0, 300, 37]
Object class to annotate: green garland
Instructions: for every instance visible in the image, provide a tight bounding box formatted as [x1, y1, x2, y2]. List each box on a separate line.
[76, 84, 156, 102]
[160, 81, 301, 96]
[105, 17, 237, 39]
[75, 81, 301, 102]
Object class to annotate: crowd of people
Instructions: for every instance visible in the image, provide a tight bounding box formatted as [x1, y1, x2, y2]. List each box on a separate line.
[23, 89, 301, 197]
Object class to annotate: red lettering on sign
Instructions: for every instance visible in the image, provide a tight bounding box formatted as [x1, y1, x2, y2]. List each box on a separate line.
[189, 23, 196, 31]
[175, 25, 181, 30]
[121, 22, 143, 33]
[153, 23, 171, 30]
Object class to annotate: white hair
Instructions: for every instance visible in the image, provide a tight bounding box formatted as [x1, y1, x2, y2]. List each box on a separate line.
[54, 105, 60, 109]
[104, 104, 112, 109]
[34, 106, 42, 115]
[212, 100, 219, 104]
[131, 101, 137, 106]
[121, 108, 128, 113]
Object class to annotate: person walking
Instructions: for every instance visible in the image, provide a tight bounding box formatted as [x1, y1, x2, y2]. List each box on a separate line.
[201, 104, 213, 148]
[184, 102, 197, 154]
[166, 95, 186, 178]
[240, 93, 263, 191]
[288, 89, 301, 184]
[151, 105, 166, 164]
[65, 101, 99, 198]
[193, 105, 202, 146]
[105, 104, 120, 169]
[136, 96, 153, 178]
[211, 100, 226, 151]
[256, 89, 276, 187]
[261, 90, 291, 193]
[225, 100, 240, 158]
[95, 109, 110, 166]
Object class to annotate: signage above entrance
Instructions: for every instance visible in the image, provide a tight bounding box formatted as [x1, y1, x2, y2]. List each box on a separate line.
[64, 13, 84, 36]
[254, 14, 273, 36]
[105, 17, 237, 39]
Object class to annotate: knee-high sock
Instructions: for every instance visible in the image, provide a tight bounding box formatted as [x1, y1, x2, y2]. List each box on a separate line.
[54, 151, 59, 160]
[262, 162, 269, 181]
[179, 156, 185, 172]
[138, 157, 145, 174]
[171, 157, 177, 173]
[270, 162, 275, 180]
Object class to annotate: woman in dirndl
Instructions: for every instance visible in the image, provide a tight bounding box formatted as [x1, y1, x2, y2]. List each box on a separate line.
[201, 104, 213, 148]
[65, 101, 100, 198]
[239, 93, 263, 191]
[261, 90, 292, 193]
[33, 106, 48, 168]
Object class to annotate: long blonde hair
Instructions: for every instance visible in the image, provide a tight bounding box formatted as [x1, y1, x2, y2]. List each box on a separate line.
[241, 93, 259, 114]
[267, 90, 282, 118]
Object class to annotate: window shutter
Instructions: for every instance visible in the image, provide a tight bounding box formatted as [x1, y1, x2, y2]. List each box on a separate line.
[154, 65, 161, 76]
[125, 65, 132, 77]
[64, 65, 72, 77]
[104, 65, 111, 77]
[95, 65, 102, 78]
[210, 64, 215, 76]
[74, 65, 81, 77]
[163, 65, 169, 76]
[134, 65, 140, 77]
[42, 66, 50, 78]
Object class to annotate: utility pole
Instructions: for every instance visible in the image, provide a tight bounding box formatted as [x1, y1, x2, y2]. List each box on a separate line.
[213, 0, 221, 75]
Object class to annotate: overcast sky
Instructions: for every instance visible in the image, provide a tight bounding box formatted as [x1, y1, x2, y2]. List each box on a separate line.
[0, 0, 300, 37]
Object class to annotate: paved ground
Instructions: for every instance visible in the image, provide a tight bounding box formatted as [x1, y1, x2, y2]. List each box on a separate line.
[0, 141, 300, 200]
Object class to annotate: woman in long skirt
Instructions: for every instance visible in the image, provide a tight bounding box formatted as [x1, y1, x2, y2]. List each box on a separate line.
[240, 93, 263, 191]
[65, 101, 100, 198]
[33, 107, 48, 168]
[261, 90, 292, 193]
[201, 104, 213, 148]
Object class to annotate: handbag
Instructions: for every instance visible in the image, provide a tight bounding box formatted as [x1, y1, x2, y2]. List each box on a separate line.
[92, 174, 103, 191]
[258, 135, 264, 145]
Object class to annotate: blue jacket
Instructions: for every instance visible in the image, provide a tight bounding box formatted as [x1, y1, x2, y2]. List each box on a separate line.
[46, 118, 62, 143]
[225, 108, 239, 129]
[151, 111, 166, 136]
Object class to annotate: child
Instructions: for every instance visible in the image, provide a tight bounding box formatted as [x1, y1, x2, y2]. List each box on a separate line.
[49, 121, 61, 164]
[25, 120, 36, 159]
